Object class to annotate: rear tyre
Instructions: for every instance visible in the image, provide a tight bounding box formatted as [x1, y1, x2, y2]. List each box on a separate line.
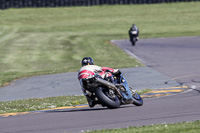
[95, 87, 120, 109]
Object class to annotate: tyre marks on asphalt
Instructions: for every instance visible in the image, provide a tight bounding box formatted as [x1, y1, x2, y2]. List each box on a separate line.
[0, 86, 188, 118]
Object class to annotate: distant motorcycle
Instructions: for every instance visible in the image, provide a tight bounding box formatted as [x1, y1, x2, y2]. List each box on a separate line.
[82, 71, 143, 109]
[129, 24, 139, 46]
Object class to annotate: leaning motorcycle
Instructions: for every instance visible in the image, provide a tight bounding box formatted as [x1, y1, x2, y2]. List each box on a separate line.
[82, 72, 143, 109]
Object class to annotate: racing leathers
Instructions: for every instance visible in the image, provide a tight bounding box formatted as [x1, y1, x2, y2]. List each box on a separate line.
[78, 65, 121, 107]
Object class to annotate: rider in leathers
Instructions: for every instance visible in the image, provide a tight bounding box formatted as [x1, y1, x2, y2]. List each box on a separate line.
[129, 24, 139, 45]
[78, 57, 121, 108]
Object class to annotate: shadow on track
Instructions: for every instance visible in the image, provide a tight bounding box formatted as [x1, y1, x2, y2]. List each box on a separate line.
[45, 105, 135, 113]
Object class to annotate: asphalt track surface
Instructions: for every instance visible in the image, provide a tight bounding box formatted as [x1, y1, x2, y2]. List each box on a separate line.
[112, 36, 200, 89]
[0, 36, 200, 133]
[0, 64, 179, 101]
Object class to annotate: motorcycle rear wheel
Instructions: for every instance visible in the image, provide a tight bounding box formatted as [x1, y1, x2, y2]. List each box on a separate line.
[95, 87, 120, 109]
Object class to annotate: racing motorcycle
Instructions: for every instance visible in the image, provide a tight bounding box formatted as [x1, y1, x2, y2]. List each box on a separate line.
[82, 71, 143, 109]
[129, 24, 139, 46]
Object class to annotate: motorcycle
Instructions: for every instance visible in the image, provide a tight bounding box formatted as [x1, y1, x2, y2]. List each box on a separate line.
[129, 24, 139, 46]
[82, 71, 143, 109]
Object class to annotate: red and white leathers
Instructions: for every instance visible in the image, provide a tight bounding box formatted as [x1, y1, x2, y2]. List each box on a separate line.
[78, 65, 119, 95]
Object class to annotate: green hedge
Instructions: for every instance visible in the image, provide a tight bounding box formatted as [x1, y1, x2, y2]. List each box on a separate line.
[1, 0, 200, 9]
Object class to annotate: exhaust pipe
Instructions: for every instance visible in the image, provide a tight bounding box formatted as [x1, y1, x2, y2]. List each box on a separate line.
[95, 78, 123, 98]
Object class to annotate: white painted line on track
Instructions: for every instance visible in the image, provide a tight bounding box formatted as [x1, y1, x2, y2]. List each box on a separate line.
[124, 49, 146, 64]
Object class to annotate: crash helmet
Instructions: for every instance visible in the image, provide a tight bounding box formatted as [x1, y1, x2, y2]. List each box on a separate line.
[81, 57, 94, 66]
[132, 24, 137, 31]
[131, 24, 139, 32]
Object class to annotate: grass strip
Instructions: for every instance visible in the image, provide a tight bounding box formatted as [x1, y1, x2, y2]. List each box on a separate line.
[0, 89, 149, 114]
[0, 95, 87, 114]
[87, 120, 200, 133]
[0, 2, 200, 86]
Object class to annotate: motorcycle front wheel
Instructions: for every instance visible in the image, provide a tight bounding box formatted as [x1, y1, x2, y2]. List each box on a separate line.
[131, 37, 136, 46]
[95, 87, 120, 109]
[130, 88, 143, 106]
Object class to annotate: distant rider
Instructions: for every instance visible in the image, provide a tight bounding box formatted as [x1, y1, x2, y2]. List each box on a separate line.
[129, 24, 139, 45]
[78, 57, 121, 108]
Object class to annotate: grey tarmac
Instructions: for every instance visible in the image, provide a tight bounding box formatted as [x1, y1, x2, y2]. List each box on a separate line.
[0, 88, 199, 133]
[112, 36, 200, 89]
[0, 65, 179, 101]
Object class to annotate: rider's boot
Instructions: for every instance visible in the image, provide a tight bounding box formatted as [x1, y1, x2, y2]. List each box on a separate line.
[82, 88, 96, 108]
[136, 37, 139, 41]
[86, 95, 96, 108]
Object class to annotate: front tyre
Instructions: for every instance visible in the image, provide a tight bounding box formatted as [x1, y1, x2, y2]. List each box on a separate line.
[131, 37, 136, 46]
[95, 87, 120, 109]
[130, 88, 143, 106]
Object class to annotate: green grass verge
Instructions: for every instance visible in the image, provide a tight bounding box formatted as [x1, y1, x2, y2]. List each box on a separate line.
[0, 89, 149, 114]
[0, 95, 87, 114]
[0, 2, 200, 86]
[87, 121, 200, 133]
